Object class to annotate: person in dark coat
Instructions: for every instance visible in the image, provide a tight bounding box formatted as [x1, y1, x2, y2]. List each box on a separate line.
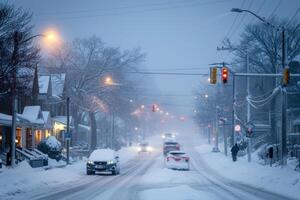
[231, 143, 239, 162]
[268, 146, 274, 167]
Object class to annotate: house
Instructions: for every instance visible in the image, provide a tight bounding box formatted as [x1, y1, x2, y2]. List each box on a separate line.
[52, 116, 73, 144]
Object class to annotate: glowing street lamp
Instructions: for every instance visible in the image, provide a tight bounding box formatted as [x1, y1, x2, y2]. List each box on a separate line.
[204, 94, 209, 98]
[104, 76, 114, 85]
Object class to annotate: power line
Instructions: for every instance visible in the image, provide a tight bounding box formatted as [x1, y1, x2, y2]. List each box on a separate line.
[225, 0, 246, 39]
[124, 71, 208, 76]
[228, 0, 254, 39]
[35, 0, 228, 22]
[249, 0, 266, 24]
[35, 0, 198, 16]
[268, 0, 282, 19]
[287, 7, 300, 27]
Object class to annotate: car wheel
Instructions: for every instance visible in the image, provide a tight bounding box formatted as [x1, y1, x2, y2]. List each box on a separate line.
[87, 170, 93, 175]
[112, 170, 117, 175]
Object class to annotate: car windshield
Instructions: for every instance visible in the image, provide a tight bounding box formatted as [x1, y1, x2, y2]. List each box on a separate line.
[164, 142, 178, 146]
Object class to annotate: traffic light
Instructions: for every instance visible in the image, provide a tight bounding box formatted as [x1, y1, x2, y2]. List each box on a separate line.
[282, 67, 290, 86]
[210, 67, 217, 84]
[221, 67, 229, 83]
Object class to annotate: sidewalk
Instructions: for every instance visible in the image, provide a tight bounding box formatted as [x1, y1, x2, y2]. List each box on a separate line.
[195, 143, 300, 200]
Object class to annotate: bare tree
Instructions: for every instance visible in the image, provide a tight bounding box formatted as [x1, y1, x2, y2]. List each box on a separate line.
[45, 36, 145, 150]
[0, 3, 39, 103]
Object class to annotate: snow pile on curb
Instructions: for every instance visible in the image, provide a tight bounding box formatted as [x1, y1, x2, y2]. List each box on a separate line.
[195, 143, 300, 199]
[0, 161, 85, 199]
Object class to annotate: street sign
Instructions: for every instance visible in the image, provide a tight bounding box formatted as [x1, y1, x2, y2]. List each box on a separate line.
[234, 124, 241, 132]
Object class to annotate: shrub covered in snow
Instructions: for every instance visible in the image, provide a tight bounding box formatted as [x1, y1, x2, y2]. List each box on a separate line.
[37, 136, 62, 161]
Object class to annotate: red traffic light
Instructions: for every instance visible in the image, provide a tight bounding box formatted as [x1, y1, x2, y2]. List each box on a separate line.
[221, 67, 228, 83]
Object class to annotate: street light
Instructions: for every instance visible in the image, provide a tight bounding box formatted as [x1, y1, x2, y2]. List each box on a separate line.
[104, 76, 114, 85]
[231, 8, 287, 165]
[204, 94, 209, 98]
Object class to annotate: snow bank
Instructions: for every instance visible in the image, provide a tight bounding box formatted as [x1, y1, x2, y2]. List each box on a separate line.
[45, 136, 61, 150]
[0, 160, 85, 199]
[139, 185, 218, 200]
[195, 143, 300, 199]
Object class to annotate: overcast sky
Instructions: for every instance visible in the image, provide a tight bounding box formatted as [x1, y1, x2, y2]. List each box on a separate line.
[10, 0, 300, 119]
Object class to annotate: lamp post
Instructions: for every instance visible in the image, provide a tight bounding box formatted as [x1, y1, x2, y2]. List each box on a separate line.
[231, 8, 287, 165]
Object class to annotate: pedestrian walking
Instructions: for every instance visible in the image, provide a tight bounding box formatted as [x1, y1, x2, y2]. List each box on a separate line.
[231, 143, 239, 162]
[268, 146, 274, 167]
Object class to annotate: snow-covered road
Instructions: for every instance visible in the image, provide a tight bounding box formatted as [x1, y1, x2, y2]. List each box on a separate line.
[4, 133, 299, 200]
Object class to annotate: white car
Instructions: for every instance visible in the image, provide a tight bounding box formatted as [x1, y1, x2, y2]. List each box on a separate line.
[87, 149, 120, 175]
[165, 151, 190, 170]
[137, 142, 153, 153]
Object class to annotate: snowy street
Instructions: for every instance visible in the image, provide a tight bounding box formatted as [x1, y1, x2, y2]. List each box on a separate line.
[2, 133, 298, 200]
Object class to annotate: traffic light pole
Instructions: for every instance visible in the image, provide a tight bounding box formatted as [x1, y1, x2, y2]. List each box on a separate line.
[212, 81, 220, 152]
[281, 29, 287, 165]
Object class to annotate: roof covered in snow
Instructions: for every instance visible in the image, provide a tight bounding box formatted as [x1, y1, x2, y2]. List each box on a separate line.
[52, 116, 73, 125]
[89, 149, 117, 161]
[22, 106, 44, 124]
[51, 74, 65, 98]
[0, 113, 32, 126]
[39, 75, 50, 94]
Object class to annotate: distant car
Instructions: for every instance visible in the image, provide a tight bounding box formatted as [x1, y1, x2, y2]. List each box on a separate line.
[86, 149, 120, 175]
[137, 142, 153, 153]
[162, 133, 175, 139]
[163, 141, 180, 155]
[165, 151, 190, 170]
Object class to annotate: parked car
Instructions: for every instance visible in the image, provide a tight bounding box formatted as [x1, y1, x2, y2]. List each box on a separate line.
[162, 132, 175, 139]
[165, 151, 190, 170]
[86, 149, 120, 175]
[137, 142, 153, 153]
[163, 141, 180, 155]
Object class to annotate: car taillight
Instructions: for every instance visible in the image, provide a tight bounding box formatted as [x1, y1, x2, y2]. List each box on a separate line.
[167, 157, 170, 161]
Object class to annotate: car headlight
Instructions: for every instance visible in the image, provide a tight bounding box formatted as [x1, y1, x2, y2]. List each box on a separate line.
[162, 135, 165, 139]
[137, 147, 142, 152]
[107, 160, 115, 165]
[87, 160, 94, 165]
[146, 146, 152, 151]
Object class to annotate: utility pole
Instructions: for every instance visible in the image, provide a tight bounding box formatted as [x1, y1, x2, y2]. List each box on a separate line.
[212, 79, 220, 152]
[281, 29, 287, 165]
[246, 50, 251, 162]
[11, 31, 20, 167]
[66, 97, 70, 164]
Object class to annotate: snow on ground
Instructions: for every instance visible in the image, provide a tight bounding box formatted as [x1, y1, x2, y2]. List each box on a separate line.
[139, 185, 218, 200]
[141, 155, 193, 185]
[0, 142, 141, 199]
[195, 142, 300, 199]
[0, 160, 85, 199]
